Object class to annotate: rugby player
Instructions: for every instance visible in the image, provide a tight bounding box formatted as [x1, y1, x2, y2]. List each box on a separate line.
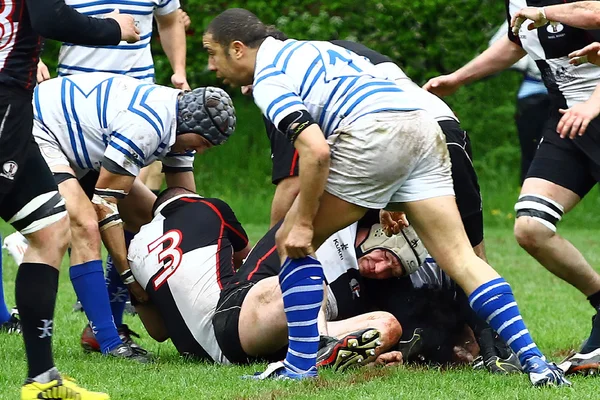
[424, 0, 600, 376]
[0, 0, 140, 398]
[252, 33, 517, 373]
[34, 0, 190, 337]
[30, 72, 235, 361]
[127, 187, 402, 367]
[202, 8, 566, 385]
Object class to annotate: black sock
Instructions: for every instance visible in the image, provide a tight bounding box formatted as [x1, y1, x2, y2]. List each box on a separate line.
[16, 263, 59, 378]
[588, 290, 600, 310]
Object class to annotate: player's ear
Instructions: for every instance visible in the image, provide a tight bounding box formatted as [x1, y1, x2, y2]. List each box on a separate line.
[231, 40, 245, 60]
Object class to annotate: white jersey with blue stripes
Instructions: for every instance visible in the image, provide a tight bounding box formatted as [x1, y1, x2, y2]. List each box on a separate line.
[252, 38, 422, 137]
[33, 72, 192, 176]
[57, 0, 180, 81]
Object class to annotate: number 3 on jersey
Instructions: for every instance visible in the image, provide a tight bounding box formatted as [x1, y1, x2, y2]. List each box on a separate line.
[148, 229, 183, 289]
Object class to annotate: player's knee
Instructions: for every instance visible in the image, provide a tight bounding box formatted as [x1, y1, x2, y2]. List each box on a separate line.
[514, 194, 563, 252]
[378, 312, 402, 348]
[70, 213, 101, 244]
[514, 216, 555, 251]
[26, 214, 71, 262]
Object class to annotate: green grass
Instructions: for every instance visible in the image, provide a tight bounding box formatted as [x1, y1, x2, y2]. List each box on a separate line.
[2, 223, 600, 399]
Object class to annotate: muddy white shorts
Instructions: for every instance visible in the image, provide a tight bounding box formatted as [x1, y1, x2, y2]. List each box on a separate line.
[325, 110, 454, 209]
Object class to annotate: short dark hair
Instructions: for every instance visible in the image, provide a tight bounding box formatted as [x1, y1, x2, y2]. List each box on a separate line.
[152, 186, 198, 215]
[265, 25, 288, 41]
[206, 8, 269, 49]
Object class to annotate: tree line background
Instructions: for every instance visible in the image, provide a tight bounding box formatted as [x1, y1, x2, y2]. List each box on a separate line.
[39, 0, 600, 227]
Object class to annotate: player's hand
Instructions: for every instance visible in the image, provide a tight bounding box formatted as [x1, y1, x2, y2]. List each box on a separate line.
[171, 73, 190, 90]
[510, 7, 548, 36]
[371, 351, 403, 367]
[127, 281, 149, 304]
[422, 74, 461, 97]
[557, 100, 600, 139]
[452, 345, 474, 364]
[178, 9, 191, 31]
[36, 59, 50, 83]
[380, 210, 409, 237]
[106, 9, 140, 44]
[285, 223, 314, 258]
[569, 42, 600, 66]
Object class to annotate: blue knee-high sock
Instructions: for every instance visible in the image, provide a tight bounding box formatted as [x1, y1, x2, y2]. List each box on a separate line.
[105, 256, 128, 328]
[0, 234, 11, 324]
[280, 256, 324, 375]
[105, 231, 134, 328]
[70, 260, 122, 353]
[469, 277, 543, 365]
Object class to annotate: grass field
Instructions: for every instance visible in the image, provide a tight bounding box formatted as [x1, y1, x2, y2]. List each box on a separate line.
[1, 222, 600, 399]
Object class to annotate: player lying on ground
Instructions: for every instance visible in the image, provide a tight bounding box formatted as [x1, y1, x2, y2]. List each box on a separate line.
[126, 187, 402, 367]
[126, 187, 507, 371]
[424, 0, 600, 377]
[31, 72, 235, 361]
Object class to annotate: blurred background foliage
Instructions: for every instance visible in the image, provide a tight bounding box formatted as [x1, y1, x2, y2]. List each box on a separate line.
[38, 0, 600, 227]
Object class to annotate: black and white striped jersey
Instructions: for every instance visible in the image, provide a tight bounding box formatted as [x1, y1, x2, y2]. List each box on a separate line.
[128, 195, 248, 362]
[507, 0, 600, 110]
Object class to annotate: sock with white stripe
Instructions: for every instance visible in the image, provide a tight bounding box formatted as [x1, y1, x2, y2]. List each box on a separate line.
[70, 260, 122, 353]
[279, 256, 324, 375]
[469, 277, 543, 365]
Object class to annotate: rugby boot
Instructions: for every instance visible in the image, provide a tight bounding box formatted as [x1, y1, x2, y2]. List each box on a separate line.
[0, 311, 21, 334]
[523, 356, 571, 387]
[473, 327, 521, 374]
[558, 348, 600, 376]
[21, 371, 109, 400]
[317, 328, 381, 371]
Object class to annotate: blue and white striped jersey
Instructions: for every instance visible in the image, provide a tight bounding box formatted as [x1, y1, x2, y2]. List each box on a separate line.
[33, 72, 193, 176]
[57, 0, 180, 81]
[252, 38, 422, 138]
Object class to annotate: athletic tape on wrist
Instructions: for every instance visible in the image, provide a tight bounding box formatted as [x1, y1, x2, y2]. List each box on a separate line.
[120, 269, 135, 285]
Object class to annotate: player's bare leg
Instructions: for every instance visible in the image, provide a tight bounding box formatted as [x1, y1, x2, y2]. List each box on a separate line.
[392, 195, 569, 386]
[514, 177, 600, 373]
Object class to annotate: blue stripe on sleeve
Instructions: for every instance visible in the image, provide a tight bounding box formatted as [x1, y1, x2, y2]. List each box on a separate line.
[157, 0, 173, 7]
[108, 141, 144, 167]
[254, 70, 284, 87]
[112, 132, 146, 160]
[271, 100, 304, 122]
[265, 93, 296, 119]
[102, 78, 114, 129]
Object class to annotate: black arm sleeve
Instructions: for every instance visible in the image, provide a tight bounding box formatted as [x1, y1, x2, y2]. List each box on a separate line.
[26, 0, 121, 45]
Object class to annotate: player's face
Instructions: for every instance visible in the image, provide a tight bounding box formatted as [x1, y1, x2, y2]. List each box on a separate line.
[203, 34, 252, 87]
[357, 249, 404, 279]
[172, 133, 214, 154]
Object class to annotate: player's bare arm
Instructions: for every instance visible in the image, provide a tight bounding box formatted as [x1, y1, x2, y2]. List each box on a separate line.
[513, 2, 600, 32]
[155, 10, 190, 90]
[281, 124, 331, 259]
[423, 36, 526, 97]
[93, 168, 148, 303]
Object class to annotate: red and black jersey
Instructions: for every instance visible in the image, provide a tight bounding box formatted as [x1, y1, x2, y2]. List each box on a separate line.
[128, 195, 248, 362]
